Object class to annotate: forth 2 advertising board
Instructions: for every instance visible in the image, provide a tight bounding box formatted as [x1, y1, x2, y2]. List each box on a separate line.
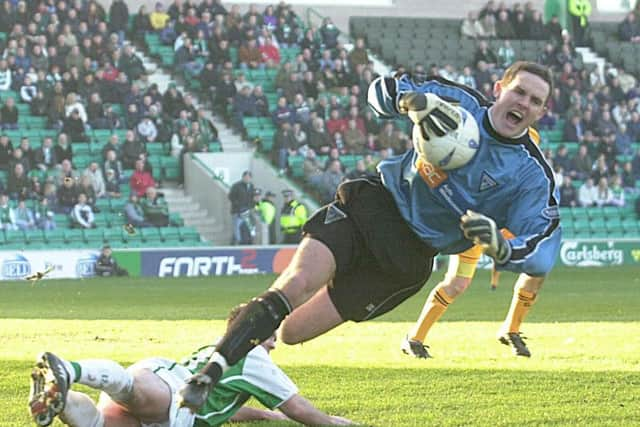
[141, 247, 297, 277]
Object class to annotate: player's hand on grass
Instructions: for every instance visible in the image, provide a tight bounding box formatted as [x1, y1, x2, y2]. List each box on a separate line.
[460, 210, 511, 264]
[398, 92, 461, 138]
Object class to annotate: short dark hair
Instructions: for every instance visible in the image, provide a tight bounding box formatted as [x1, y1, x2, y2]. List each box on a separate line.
[501, 61, 553, 104]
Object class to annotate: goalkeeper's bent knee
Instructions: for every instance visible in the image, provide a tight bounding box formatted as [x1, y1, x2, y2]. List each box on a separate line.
[217, 289, 292, 365]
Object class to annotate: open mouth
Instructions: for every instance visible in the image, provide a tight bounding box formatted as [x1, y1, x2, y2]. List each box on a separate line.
[506, 110, 524, 126]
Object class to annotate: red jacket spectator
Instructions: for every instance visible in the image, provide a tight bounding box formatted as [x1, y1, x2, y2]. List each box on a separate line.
[130, 159, 156, 196]
[259, 39, 280, 65]
[326, 110, 347, 137]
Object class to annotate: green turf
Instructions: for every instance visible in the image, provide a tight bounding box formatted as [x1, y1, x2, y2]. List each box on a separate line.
[1, 267, 639, 426]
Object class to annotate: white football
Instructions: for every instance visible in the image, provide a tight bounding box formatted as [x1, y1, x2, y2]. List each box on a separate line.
[412, 107, 480, 170]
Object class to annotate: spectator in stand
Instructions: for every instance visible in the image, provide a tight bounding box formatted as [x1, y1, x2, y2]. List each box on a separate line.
[545, 15, 564, 45]
[20, 76, 37, 104]
[308, 118, 332, 154]
[461, 11, 484, 39]
[104, 169, 121, 199]
[273, 121, 297, 174]
[33, 137, 57, 171]
[8, 163, 30, 200]
[326, 108, 347, 138]
[377, 122, 403, 154]
[78, 175, 98, 211]
[102, 136, 121, 164]
[239, 38, 264, 70]
[554, 144, 573, 173]
[130, 159, 155, 197]
[528, 11, 546, 40]
[63, 108, 89, 142]
[349, 38, 370, 68]
[251, 86, 270, 118]
[0, 134, 13, 171]
[319, 17, 339, 50]
[594, 176, 614, 206]
[346, 159, 370, 180]
[260, 37, 281, 68]
[0, 97, 19, 130]
[474, 41, 498, 71]
[317, 159, 344, 204]
[141, 186, 170, 227]
[512, 12, 528, 39]
[272, 96, 295, 127]
[303, 148, 323, 186]
[137, 115, 158, 143]
[171, 125, 190, 158]
[281, 73, 305, 104]
[0, 59, 12, 91]
[19, 138, 34, 170]
[122, 130, 147, 169]
[497, 40, 515, 69]
[57, 159, 78, 185]
[30, 90, 48, 117]
[343, 119, 366, 154]
[609, 175, 626, 206]
[563, 114, 584, 143]
[10, 147, 30, 175]
[35, 197, 56, 230]
[83, 162, 106, 199]
[578, 177, 598, 207]
[569, 0, 592, 46]
[71, 193, 95, 229]
[0, 194, 16, 231]
[150, 2, 170, 31]
[175, 38, 205, 78]
[162, 83, 187, 119]
[232, 85, 257, 133]
[615, 123, 633, 156]
[619, 12, 640, 42]
[109, 0, 130, 43]
[620, 162, 636, 192]
[495, 10, 516, 39]
[125, 194, 149, 228]
[57, 177, 78, 215]
[559, 175, 578, 207]
[596, 110, 618, 138]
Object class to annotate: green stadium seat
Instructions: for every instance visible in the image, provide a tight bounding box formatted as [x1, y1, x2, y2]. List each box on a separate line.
[159, 226, 180, 242]
[83, 228, 105, 244]
[23, 230, 46, 246]
[44, 229, 66, 245]
[140, 227, 163, 244]
[64, 229, 85, 244]
[102, 228, 118, 244]
[169, 213, 184, 227]
[179, 227, 201, 243]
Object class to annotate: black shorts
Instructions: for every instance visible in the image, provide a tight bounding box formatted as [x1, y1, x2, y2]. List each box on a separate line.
[303, 177, 437, 322]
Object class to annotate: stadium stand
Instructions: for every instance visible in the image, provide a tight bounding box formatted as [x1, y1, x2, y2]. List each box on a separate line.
[0, 1, 212, 250]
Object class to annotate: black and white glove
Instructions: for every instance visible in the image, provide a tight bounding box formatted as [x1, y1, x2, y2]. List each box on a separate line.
[398, 92, 461, 139]
[460, 210, 511, 265]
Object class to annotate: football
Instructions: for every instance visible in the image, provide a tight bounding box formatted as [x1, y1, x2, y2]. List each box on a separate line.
[412, 106, 480, 170]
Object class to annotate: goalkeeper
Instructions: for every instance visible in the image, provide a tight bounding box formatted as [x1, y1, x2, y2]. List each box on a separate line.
[178, 61, 562, 411]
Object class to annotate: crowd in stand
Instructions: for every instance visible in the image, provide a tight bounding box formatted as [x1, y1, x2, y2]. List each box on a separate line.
[0, 0, 223, 232]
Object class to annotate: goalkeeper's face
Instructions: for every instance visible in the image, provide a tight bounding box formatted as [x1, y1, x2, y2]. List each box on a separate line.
[491, 71, 549, 138]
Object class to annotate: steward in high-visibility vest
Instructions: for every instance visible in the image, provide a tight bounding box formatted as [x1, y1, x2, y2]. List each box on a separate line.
[256, 190, 277, 244]
[280, 189, 307, 244]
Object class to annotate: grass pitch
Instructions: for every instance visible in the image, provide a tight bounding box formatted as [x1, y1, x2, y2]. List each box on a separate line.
[1, 267, 639, 426]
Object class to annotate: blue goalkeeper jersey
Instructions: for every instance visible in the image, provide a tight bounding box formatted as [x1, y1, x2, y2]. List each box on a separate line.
[367, 75, 561, 276]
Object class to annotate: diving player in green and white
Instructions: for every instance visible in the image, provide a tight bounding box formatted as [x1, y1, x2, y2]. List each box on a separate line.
[28, 306, 352, 427]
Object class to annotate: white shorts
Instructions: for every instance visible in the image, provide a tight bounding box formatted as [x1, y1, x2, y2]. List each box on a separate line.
[102, 357, 196, 427]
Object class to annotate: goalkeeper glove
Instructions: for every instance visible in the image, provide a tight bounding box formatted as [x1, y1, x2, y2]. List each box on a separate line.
[398, 92, 461, 139]
[460, 210, 511, 265]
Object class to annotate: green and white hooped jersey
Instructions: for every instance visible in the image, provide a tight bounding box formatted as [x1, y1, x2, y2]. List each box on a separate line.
[181, 345, 298, 427]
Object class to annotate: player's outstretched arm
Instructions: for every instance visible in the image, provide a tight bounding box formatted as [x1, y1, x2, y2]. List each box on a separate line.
[279, 394, 354, 425]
